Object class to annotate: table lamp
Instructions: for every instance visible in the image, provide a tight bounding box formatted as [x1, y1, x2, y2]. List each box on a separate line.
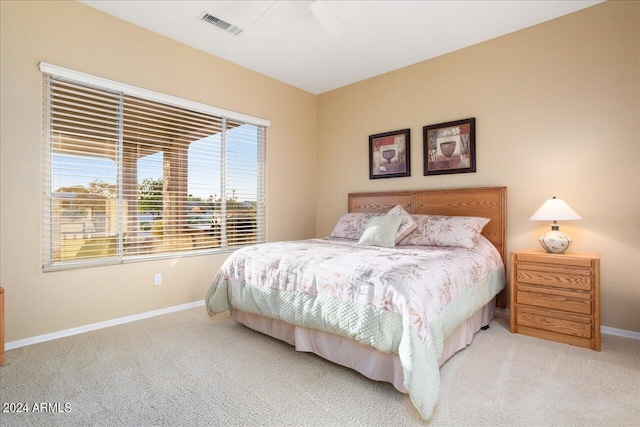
[530, 197, 582, 254]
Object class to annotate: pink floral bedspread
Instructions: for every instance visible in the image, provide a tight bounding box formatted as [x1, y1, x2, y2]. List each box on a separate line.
[211, 236, 503, 349]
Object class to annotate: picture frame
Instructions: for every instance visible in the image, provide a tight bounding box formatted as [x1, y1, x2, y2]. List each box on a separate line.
[423, 118, 476, 176]
[369, 129, 411, 179]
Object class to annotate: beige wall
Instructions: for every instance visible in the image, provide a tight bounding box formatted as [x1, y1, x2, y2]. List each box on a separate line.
[1, 0, 638, 343]
[0, 1, 317, 341]
[316, 1, 639, 332]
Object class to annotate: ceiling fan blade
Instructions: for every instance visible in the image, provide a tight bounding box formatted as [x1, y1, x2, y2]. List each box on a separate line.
[308, 0, 344, 37]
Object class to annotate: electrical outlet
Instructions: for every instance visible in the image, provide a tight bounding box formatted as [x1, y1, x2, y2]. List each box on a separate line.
[154, 273, 162, 286]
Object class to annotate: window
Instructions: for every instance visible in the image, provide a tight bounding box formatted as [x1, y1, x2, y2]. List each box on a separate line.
[41, 63, 268, 271]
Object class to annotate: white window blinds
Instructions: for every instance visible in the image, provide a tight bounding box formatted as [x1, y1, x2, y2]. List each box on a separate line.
[41, 63, 267, 271]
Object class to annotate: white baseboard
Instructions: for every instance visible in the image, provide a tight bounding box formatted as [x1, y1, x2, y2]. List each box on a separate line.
[495, 307, 640, 340]
[6, 301, 639, 351]
[601, 326, 640, 340]
[5, 300, 205, 351]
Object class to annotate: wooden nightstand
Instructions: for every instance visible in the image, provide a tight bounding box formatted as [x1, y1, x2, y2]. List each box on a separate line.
[510, 250, 600, 351]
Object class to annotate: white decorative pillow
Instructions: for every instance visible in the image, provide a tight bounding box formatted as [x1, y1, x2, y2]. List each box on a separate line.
[358, 215, 404, 248]
[329, 213, 383, 240]
[398, 215, 490, 248]
[386, 205, 417, 243]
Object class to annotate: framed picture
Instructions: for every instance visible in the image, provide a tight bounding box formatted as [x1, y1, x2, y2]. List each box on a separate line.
[369, 129, 411, 179]
[423, 118, 476, 176]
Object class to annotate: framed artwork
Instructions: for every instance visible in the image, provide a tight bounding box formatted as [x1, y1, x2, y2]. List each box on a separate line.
[423, 118, 476, 176]
[369, 129, 411, 179]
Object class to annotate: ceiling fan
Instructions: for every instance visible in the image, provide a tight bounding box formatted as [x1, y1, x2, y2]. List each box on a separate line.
[198, 0, 344, 38]
[307, 0, 344, 37]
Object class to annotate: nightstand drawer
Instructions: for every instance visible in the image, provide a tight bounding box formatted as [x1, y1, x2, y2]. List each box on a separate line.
[516, 284, 591, 315]
[516, 253, 593, 268]
[516, 267, 592, 292]
[510, 250, 600, 350]
[517, 306, 592, 339]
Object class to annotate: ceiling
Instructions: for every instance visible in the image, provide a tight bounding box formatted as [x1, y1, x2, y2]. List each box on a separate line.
[80, 0, 603, 95]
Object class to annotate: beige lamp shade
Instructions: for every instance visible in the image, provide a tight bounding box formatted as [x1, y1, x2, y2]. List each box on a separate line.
[530, 197, 581, 253]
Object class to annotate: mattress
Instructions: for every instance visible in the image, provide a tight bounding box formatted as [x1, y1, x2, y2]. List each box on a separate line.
[206, 237, 505, 419]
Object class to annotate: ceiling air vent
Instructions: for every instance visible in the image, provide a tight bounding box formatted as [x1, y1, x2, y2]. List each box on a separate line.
[198, 12, 244, 36]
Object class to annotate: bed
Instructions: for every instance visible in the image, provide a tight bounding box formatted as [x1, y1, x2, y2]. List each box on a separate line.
[205, 186, 507, 420]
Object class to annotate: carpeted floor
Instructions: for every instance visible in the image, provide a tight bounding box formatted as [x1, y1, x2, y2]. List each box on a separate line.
[1, 308, 638, 426]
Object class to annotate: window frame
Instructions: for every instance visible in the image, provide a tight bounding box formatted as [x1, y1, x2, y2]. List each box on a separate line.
[41, 62, 269, 271]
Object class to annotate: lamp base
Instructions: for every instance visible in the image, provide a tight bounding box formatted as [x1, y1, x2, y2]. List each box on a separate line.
[539, 229, 572, 254]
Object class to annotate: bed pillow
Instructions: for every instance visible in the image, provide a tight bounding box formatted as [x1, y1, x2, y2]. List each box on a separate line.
[329, 212, 383, 240]
[386, 205, 417, 243]
[358, 215, 404, 248]
[398, 215, 490, 248]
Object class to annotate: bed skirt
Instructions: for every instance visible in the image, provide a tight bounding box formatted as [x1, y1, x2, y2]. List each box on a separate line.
[231, 298, 496, 393]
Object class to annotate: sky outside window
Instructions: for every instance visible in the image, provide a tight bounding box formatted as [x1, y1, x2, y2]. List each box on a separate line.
[52, 124, 258, 203]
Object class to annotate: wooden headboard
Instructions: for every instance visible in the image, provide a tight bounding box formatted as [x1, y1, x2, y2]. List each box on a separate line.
[349, 186, 507, 307]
